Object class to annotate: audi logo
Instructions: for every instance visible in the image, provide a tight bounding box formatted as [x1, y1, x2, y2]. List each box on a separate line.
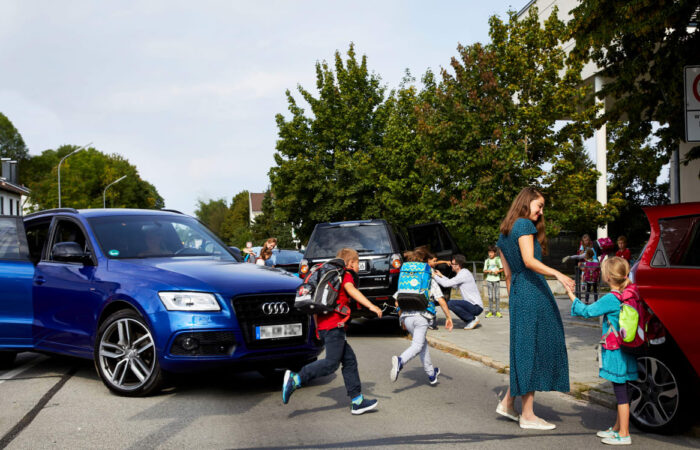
[261, 302, 290, 315]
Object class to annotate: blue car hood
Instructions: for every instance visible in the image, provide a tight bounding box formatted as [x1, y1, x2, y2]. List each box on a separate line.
[108, 258, 302, 297]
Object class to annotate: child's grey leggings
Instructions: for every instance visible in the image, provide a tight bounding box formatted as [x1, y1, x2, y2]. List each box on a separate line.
[487, 281, 500, 313]
[400, 314, 434, 376]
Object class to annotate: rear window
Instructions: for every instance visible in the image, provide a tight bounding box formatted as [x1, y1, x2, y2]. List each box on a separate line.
[658, 215, 700, 267]
[305, 223, 393, 259]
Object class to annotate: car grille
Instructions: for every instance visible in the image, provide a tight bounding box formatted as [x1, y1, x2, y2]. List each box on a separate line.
[232, 294, 308, 349]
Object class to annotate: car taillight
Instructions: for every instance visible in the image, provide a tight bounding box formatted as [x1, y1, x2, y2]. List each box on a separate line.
[299, 259, 309, 276]
[390, 253, 402, 273]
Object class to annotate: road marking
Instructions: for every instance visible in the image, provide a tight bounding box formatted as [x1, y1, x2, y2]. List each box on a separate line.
[0, 366, 78, 449]
[0, 355, 47, 385]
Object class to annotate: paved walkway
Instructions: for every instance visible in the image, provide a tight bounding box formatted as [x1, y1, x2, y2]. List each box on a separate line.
[429, 291, 616, 407]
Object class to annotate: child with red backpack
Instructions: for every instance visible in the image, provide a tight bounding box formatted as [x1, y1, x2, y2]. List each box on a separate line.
[283, 248, 383, 415]
[565, 256, 638, 446]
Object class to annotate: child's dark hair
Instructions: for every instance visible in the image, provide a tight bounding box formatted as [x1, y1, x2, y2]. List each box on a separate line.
[585, 249, 594, 259]
[488, 245, 497, 253]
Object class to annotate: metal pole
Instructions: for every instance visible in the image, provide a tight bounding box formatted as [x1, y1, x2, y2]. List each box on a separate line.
[103, 175, 127, 208]
[57, 143, 91, 208]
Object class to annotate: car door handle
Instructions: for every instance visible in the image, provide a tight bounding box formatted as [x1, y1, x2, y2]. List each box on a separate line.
[34, 276, 46, 285]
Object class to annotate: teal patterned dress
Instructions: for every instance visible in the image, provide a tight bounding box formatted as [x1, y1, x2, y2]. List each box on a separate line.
[497, 218, 570, 396]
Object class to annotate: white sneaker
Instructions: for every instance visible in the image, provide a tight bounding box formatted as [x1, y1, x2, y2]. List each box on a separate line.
[390, 355, 401, 382]
[464, 317, 479, 330]
[519, 417, 556, 430]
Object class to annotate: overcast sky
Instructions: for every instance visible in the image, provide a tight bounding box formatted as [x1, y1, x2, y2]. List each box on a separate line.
[1, 0, 522, 215]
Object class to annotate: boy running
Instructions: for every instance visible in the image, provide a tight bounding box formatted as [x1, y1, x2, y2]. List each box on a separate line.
[282, 248, 383, 415]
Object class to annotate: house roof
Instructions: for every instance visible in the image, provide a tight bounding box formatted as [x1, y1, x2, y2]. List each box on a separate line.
[0, 179, 30, 195]
[249, 192, 265, 213]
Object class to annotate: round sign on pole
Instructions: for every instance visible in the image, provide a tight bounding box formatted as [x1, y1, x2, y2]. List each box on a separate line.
[685, 66, 700, 142]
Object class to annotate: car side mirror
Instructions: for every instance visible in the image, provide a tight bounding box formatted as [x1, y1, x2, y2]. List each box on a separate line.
[52, 242, 93, 265]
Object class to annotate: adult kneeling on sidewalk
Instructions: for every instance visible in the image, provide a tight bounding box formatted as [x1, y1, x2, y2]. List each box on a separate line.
[434, 254, 483, 330]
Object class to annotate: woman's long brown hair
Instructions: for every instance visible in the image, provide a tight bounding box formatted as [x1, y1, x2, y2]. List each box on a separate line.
[499, 186, 548, 255]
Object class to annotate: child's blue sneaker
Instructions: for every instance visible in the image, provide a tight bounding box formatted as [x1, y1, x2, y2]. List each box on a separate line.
[390, 355, 402, 382]
[429, 367, 440, 385]
[601, 432, 631, 445]
[282, 370, 298, 404]
[351, 397, 378, 415]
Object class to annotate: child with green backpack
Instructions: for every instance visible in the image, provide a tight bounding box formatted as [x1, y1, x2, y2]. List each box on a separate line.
[565, 256, 638, 446]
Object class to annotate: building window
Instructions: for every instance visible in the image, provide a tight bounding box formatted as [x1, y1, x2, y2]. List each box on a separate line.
[0, 196, 4, 215]
[9, 198, 13, 216]
[16, 200, 20, 216]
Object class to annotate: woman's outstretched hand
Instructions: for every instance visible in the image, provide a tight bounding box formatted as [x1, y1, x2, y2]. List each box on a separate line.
[555, 272, 575, 293]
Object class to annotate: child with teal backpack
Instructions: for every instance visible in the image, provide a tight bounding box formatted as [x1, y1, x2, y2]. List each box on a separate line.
[390, 249, 453, 384]
[565, 256, 638, 446]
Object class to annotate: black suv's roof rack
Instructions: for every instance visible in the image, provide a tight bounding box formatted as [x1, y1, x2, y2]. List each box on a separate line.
[24, 208, 79, 219]
[160, 208, 184, 214]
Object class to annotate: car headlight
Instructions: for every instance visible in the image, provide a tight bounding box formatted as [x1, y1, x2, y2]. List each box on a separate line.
[158, 292, 221, 311]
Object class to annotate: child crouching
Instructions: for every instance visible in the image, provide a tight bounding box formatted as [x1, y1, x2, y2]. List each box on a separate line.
[282, 248, 383, 415]
[566, 256, 637, 446]
[390, 249, 453, 384]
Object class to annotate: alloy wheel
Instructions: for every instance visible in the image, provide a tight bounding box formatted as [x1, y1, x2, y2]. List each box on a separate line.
[629, 356, 679, 428]
[98, 317, 156, 392]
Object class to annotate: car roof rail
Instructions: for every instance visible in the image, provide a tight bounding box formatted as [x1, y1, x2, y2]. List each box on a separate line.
[24, 208, 79, 219]
[160, 208, 184, 214]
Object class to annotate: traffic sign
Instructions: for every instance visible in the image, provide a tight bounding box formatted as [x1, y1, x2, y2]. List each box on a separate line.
[685, 66, 700, 142]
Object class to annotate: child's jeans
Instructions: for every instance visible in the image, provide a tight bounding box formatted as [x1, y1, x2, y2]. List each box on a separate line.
[584, 282, 598, 303]
[399, 314, 434, 376]
[487, 280, 500, 313]
[298, 327, 361, 398]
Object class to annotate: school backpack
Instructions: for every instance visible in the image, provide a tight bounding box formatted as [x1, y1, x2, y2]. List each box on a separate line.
[294, 258, 352, 315]
[396, 262, 433, 312]
[596, 237, 615, 253]
[610, 284, 665, 352]
[582, 261, 601, 283]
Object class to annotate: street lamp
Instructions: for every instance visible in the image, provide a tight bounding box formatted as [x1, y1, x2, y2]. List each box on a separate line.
[103, 175, 127, 208]
[57, 142, 91, 208]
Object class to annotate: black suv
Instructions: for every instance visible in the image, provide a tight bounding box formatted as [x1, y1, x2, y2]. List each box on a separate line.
[299, 219, 460, 317]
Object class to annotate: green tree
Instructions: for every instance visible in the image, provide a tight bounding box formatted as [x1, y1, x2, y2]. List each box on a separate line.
[194, 198, 229, 238]
[606, 122, 670, 247]
[251, 191, 295, 248]
[270, 43, 387, 241]
[220, 191, 253, 248]
[20, 145, 164, 211]
[379, 8, 614, 257]
[569, 0, 700, 173]
[0, 112, 29, 161]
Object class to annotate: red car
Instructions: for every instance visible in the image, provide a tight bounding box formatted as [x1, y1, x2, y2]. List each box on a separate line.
[630, 201, 700, 433]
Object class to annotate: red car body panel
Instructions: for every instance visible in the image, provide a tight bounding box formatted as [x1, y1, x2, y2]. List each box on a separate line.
[636, 202, 700, 377]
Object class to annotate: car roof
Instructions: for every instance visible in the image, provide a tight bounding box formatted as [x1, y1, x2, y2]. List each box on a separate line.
[317, 219, 387, 227]
[25, 208, 186, 220]
[643, 202, 700, 222]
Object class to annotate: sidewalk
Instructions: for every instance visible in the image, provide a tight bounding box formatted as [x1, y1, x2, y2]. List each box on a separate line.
[428, 292, 616, 407]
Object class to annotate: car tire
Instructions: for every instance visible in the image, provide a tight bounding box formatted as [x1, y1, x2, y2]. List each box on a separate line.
[94, 309, 163, 397]
[628, 349, 695, 434]
[0, 351, 17, 369]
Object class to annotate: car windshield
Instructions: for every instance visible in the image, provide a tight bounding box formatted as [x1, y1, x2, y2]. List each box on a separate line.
[276, 250, 303, 265]
[88, 215, 236, 261]
[305, 223, 392, 259]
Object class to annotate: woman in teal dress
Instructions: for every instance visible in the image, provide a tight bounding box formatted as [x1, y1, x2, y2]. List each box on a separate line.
[495, 187, 575, 430]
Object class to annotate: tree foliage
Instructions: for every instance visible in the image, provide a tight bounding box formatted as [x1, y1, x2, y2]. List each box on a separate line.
[0, 112, 29, 162]
[251, 191, 296, 248]
[270, 43, 387, 240]
[19, 145, 164, 211]
[569, 0, 700, 171]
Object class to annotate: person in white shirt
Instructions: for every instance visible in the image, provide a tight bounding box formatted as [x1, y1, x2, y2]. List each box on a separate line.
[434, 254, 484, 329]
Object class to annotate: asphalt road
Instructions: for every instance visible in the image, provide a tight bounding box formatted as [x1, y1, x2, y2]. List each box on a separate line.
[1, 320, 698, 449]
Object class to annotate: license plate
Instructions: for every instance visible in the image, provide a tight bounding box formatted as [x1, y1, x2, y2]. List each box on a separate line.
[255, 323, 302, 340]
[359, 261, 367, 271]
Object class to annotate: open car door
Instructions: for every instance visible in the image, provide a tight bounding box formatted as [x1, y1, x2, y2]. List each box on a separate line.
[0, 216, 35, 354]
[406, 221, 460, 261]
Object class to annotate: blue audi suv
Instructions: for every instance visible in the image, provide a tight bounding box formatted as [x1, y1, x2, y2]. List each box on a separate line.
[0, 208, 322, 396]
